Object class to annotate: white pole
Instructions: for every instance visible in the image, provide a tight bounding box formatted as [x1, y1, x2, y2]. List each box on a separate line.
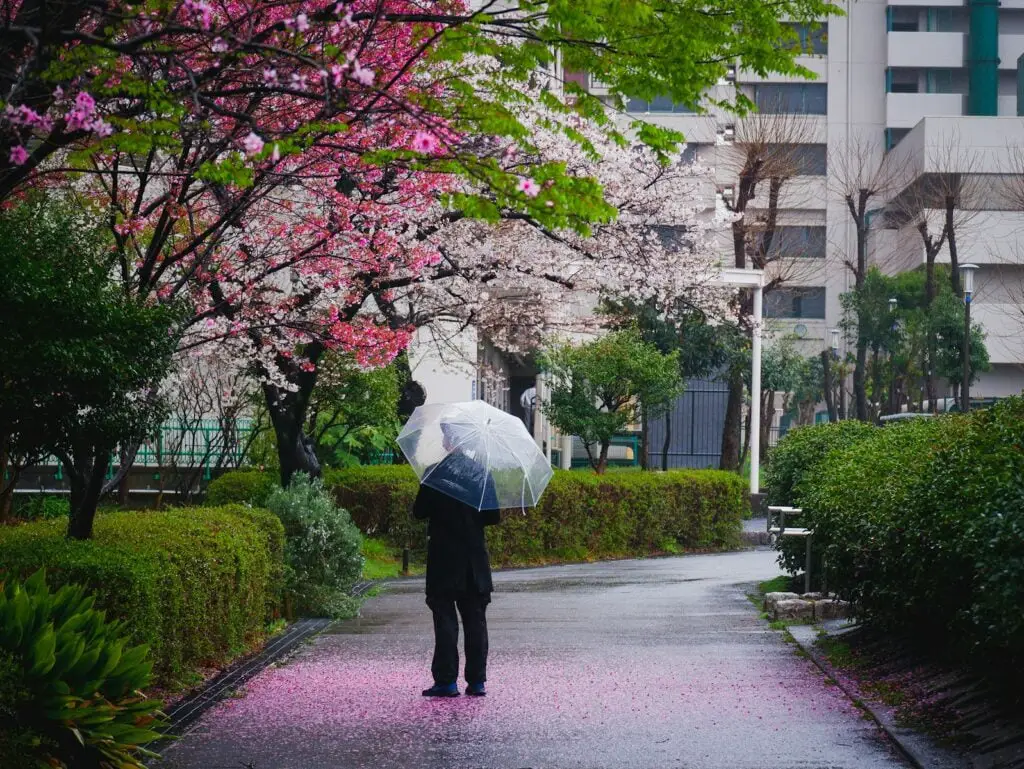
[750, 285, 763, 495]
[560, 434, 573, 470]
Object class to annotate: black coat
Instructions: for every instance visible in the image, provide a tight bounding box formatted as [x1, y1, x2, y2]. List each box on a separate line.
[413, 452, 501, 596]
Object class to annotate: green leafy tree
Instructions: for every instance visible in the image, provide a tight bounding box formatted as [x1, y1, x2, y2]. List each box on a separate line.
[540, 330, 683, 473]
[0, 195, 182, 538]
[306, 355, 401, 468]
[841, 266, 988, 416]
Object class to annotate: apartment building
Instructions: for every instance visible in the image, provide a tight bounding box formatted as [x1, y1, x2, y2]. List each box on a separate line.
[629, 0, 1024, 398]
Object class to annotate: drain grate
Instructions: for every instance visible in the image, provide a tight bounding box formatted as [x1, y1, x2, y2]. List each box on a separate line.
[154, 617, 332, 742]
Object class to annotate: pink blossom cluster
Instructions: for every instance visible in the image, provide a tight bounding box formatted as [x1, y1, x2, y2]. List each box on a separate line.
[64, 92, 112, 137]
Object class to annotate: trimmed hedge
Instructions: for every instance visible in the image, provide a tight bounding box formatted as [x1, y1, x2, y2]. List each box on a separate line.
[765, 420, 879, 507]
[206, 469, 278, 507]
[0, 505, 284, 686]
[778, 397, 1024, 665]
[764, 420, 878, 574]
[328, 465, 746, 563]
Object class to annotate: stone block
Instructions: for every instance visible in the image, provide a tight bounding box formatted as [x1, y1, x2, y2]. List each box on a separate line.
[763, 591, 801, 613]
[773, 599, 815, 621]
[814, 599, 852, 621]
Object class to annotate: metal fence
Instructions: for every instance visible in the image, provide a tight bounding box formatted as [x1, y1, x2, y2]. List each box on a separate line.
[645, 377, 730, 469]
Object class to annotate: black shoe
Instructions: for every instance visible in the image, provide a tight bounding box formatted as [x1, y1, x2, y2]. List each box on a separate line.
[465, 682, 486, 697]
[422, 683, 460, 697]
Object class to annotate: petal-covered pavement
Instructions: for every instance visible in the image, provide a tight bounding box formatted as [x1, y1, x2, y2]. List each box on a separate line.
[159, 550, 910, 769]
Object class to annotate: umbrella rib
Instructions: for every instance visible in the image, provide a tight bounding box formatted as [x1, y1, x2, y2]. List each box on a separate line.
[419, 425, 483, 486]
[477, 429, 492, 511]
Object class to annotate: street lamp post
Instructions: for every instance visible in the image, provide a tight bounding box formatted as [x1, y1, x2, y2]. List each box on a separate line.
[960, 264, 979, 413]
[830, 329, 845, 419]
[888, 298, 899, 414]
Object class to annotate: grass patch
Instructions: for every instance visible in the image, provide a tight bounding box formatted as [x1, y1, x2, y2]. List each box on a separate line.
[759, 575, 798, 594]
[816, 635, 861, 670]
[360, 537, 423, 580]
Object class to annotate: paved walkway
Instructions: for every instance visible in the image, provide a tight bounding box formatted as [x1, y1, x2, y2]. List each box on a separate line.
[159, 550, 910, 769]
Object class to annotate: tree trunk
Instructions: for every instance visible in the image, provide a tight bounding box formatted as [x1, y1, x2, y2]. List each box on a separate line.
[719, 367, 744, 471]
[0, 482, 14, 522]
[596, 441, 610, 475]
[640, 410, 649, 471]
[739, 401, 752, 470]
[854, 338, 869, 422]
[661, 411, 672, 472]
[266, 391, 322, 487]
[262, 343, 325, 487]
[65, 445, 112, 540]
[946, 194, 962, 296]
[759, 390, 774, 457]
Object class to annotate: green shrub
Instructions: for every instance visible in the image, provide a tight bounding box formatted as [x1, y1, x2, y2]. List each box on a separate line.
[328, 465, 422, 544]
[0, 505, 285, 687]
[13, 495, 70, 521]
[265, 474, 364, 618]
[764, 420, 878, 576]
[799, 417, 955, 610]
[764, 420, 878, 506]
[205, 469, 278, 507]
[0, 569, 164, 769]
[327, 465, 746, 564]
[792, 397, 1024, 665]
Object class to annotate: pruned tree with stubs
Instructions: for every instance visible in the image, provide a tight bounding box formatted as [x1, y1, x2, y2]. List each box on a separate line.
[716, 108, 822, 470]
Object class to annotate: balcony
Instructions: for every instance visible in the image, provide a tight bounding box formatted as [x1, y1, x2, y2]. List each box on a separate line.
[887, 32, 965, 69]
[886, 92, 963, 129]
[999, 35, 1024, 69]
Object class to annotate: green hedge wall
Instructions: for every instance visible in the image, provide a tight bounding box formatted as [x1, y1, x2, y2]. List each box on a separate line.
[328, 466, 746, 563]
[0, 505, 285, 687]
[775, 397, 1024, 665]
[764, 420, 879, 575]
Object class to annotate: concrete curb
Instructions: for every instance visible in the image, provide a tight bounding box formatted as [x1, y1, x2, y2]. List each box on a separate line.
[787, 624, 970, 769]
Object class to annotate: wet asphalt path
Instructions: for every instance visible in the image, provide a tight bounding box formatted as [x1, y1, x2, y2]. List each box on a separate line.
[160, 550, 909, 769]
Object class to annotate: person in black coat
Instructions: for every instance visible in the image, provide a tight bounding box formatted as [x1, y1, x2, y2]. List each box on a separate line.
[414, 423, 501, 698]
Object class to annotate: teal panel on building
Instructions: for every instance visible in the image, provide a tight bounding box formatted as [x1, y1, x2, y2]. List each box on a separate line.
[967, 0, 999, 116]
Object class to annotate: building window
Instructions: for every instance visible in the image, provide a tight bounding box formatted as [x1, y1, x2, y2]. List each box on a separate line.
[925, 8, 955, 32]
[753, 84, 827, 115]
[887, 7, 919, 32]
[926, 69, 953, 94]
[651, 225, 696, 252]
[764, 287, 827, 319]
[775, 143, 827, 175]
[760, 226, 827, 259]
[783, 22, 828, 55]
[885, 127, 910, 151]
[626, 96, 697, 114]
[680, 143, 710, 164]
[564, 70, 590, 91]
[888, 68, 919, 93]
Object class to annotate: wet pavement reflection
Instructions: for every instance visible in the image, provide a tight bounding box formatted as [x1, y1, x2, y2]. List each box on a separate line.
[160, 550, 909, 769]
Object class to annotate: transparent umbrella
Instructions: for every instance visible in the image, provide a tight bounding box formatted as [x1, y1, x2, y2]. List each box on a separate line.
[397, 400, 554, 511]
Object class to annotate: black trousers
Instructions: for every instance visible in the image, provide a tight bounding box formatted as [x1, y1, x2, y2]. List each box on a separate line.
[426, 592, 490, 686]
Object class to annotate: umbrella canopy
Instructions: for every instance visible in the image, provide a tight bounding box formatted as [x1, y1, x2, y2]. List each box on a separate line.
[397, 400, 554, 510]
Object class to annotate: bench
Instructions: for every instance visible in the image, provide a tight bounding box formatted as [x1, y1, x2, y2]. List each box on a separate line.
[767, 506, 815, 593]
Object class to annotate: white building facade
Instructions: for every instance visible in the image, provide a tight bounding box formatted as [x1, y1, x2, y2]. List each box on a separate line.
[626, 0, 1024, 398]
